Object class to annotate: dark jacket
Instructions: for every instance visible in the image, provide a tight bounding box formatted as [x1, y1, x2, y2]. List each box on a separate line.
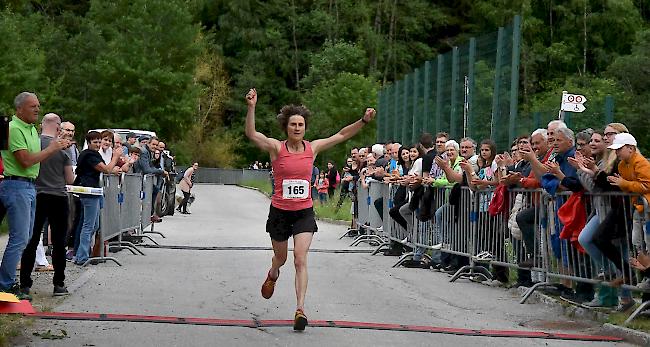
[134, 145, 163, 175]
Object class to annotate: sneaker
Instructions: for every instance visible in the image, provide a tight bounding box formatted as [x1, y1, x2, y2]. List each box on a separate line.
[442, 265, 460, 274]
[65, 250, 74, 262]
[53, 285, 70, 296]
[3, 284, 32, 301]
[261, 269, 279, 299]
[293, 309, 308, 331]
[431, 263, 444, 271]
[637, 278, 650, 290]
[469, 275, 488, 283]
[583, 297, 615, 308]
[616, 300, 636, 312]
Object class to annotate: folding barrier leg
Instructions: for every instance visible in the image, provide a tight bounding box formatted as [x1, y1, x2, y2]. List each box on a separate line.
[624, 299, 650, 325]
[130, 234, 160, 246]
[108, 241, 145, 256]
[392, 252, 414, 267]
[448, 265, 491, 283]
[370, 241, 390, 255]
[519, 281, 552, 304]
[143, 223, 166, 238]
[80, 256, 121, 267]
[339, 229, 358, 239]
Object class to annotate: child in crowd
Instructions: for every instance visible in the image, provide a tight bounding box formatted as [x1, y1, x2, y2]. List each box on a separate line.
[315, 171, 329, 205]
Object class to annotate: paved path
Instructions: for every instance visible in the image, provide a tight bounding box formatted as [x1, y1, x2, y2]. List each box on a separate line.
[13, 184, 632, 346]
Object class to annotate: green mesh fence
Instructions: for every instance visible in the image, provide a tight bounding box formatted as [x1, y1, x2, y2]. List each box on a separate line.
[377, 16, 522, 151]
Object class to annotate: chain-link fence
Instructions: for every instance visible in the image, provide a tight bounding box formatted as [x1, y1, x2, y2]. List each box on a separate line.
[377, 16, 521, 151]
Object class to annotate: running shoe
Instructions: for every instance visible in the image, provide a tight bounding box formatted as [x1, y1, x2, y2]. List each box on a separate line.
[261, 269, 279, 299]
[293, 309, 308, 331]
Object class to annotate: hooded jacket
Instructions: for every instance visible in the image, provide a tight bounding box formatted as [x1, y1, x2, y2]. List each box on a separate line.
[617, 151, 650, 214]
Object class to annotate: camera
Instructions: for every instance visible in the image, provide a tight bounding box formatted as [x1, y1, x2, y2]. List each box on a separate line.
[0, 115, 8, 151]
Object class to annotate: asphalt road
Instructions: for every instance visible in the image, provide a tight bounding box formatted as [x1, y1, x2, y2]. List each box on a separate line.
[13, 184, 633, 346]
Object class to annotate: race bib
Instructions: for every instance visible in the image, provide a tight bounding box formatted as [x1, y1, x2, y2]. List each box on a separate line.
[282, 179, 309, 199]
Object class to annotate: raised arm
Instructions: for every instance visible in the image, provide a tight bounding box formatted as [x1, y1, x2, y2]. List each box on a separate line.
[311, 108, 376, 156]
[245, 88, 281, 158]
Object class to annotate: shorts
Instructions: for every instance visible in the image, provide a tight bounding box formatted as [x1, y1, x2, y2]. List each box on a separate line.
[266, 204, 318, 242]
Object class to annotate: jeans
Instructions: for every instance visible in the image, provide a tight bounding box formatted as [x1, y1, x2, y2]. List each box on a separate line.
[579, 214, 616, 274]
[0, 180, 37, 290]
[75, 195, 102, 264]
[20, 193, 69, 288]
[399, 203, 424, 260]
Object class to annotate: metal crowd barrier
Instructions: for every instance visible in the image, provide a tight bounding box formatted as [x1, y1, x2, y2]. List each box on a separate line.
[79, 173, 171, 266]
[357, 180, 650, 324]
[176, 167, 271, 184]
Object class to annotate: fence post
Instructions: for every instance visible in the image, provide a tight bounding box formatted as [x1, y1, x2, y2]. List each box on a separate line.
[534, 112, 541, 130]
[605, 94, 615, 124]
[412, 68, 419, 144]
[491, 27, 505, 141]
[423, 60, 431, 133]
[376, 90, 383, 142]
[467, 38, 476, 139]
[509, 15, 522, 145]
[402, 74, 410, 144]
[436, 55, 443, 135]
[450, 47, 459, 138]
[394, 80, 401, 142]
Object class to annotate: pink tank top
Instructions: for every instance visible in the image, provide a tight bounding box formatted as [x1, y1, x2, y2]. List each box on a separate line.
[272, 140, 314, 211]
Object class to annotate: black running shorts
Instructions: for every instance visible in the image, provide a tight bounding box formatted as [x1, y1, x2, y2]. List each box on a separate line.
[266, 204, 318, 242]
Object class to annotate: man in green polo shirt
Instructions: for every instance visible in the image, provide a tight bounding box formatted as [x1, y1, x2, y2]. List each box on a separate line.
[0, 92, 69, 299]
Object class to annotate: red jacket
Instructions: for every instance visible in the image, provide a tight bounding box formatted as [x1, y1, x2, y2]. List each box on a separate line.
[558, 191, 587, 253]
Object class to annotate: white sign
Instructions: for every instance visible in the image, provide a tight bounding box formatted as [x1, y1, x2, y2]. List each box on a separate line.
[560, 92, 587, 113]
[562, 93, 587, 104]
[561, 103, 586, 112]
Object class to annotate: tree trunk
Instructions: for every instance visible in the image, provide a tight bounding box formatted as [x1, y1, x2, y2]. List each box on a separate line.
[291, 0, 300, 90]
[583, 0, 587, 75]
[369, 0, 382, 75]
[382, 0, 397, 84]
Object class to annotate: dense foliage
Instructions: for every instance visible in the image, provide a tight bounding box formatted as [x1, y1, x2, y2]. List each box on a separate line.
[1, 0, 649, 166]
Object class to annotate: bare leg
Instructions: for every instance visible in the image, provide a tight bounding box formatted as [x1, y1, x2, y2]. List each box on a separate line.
[293, 232, 313, 311]
[270, 239, 288, 279]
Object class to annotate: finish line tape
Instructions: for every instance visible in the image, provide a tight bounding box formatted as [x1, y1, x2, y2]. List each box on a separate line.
[26, 312, 623, 342]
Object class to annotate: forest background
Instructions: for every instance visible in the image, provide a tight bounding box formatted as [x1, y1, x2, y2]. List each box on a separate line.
[1, 0, 649, 167]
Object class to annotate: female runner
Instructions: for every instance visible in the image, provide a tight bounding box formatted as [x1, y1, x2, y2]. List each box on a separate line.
[245, 88, 375, 330]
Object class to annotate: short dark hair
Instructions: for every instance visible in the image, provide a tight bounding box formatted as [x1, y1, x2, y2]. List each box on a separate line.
[419, 132, 434, 149]
[126, 132, 137, 139]
[277, 104, 311, 135]
[129, 146, 142, 154]
[86, 131, 101, 143]
[435, 132, 449, 141]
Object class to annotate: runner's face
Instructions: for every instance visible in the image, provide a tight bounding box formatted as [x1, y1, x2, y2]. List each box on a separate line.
[287, 115, 305, 141]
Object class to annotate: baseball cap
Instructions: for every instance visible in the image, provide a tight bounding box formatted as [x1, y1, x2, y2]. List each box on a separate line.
[138, 135, 151, 141]
[607, 133, 637, 150]
[126, 132, 137, 139]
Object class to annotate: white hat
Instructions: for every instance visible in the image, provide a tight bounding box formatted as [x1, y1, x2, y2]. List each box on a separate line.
[607, 133, 637, 150]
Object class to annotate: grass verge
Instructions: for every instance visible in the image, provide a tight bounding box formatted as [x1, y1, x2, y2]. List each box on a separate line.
[607, 310, 650, 333]
[0, 219, 7, 235]
[239, 180, 352, 222]
[0, 315, 32, 346]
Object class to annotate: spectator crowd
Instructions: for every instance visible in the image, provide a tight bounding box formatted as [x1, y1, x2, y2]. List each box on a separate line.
[330, 118, 650, 314]
[0, 91, 189, 300]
